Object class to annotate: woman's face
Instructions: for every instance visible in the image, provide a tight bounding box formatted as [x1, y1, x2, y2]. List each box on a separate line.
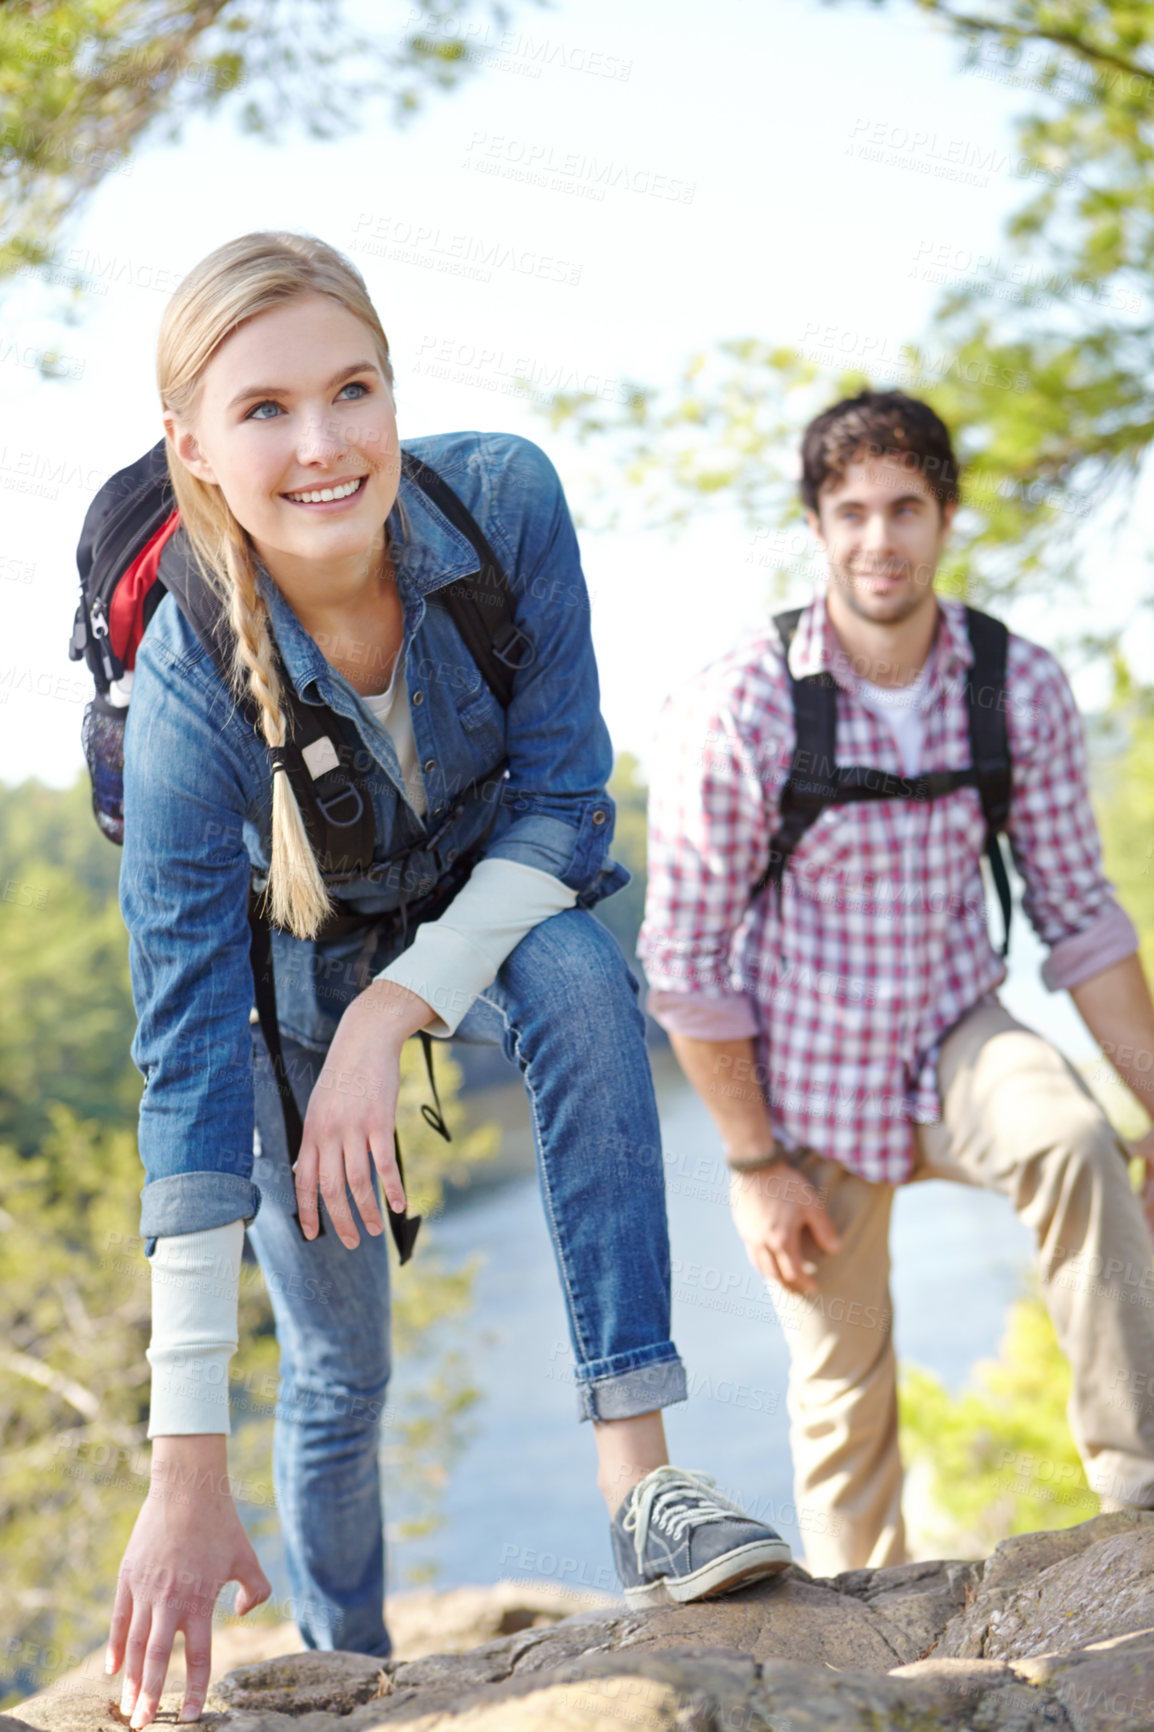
[166, 292, 401, 582]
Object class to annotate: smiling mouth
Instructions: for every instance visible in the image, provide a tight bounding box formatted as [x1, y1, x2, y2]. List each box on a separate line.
[283, 476, 368, 505]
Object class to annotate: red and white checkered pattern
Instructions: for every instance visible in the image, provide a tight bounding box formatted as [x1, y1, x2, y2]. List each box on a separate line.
[641, 597, 1133, 1182]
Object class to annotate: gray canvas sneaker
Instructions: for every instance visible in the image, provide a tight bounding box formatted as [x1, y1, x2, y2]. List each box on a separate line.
[610, 1465, 792, 1607]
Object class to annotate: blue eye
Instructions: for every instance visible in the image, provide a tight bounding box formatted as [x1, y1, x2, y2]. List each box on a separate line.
[337, 381, 369, 400]
[247, 401, 281, 420]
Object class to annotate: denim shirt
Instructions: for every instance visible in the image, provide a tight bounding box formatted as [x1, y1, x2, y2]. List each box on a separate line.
[120, 431, 628, 1244]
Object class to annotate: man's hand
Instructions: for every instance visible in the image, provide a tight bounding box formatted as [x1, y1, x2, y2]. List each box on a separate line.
[730, 1160, 841, 1295]
[294, 979, 433, 1246]
[107, 1439, 270, 1728]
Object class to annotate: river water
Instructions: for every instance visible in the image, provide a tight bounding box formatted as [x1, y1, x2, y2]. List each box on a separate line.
[250, 902, 1100, 1600]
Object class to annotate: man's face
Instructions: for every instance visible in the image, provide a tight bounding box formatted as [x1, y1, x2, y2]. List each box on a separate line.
[807, 450, 955, 628]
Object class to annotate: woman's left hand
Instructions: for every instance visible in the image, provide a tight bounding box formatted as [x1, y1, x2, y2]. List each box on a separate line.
[295, 979, 434, 1246]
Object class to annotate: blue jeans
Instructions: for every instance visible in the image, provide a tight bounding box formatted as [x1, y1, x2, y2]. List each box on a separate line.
[247, 908, 686, 1654]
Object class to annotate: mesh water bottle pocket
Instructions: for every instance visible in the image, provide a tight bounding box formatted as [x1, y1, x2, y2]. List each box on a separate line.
[82, 695, 127, 845]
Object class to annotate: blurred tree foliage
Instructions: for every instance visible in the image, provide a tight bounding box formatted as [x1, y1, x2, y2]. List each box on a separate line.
[899, 1292, 1098, 1558]
[0, 778, 139, 1151]
[543, 0, 1154, 636]
[0, 0, 531, 282]
[0, 777, 497, 1705]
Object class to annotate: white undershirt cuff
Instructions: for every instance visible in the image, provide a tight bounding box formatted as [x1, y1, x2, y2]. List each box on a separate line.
[376, 857, 578, 1035]
[147, 1220, 244, 1437]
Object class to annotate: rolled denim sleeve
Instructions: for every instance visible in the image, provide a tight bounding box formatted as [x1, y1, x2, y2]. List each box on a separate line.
[475, 438, 627, 904]
[120, 629, 263, 1249]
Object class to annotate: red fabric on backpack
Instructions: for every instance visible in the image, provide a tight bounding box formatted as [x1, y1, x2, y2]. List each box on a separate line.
[109, 510, 182, 669]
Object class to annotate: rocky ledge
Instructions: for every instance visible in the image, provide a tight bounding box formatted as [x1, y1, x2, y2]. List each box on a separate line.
[12, 1512, 1154, 1730]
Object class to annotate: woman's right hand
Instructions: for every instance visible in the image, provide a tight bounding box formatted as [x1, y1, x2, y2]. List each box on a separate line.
[295, 978, 434, 1246]
[108, 1438, 271, 1728]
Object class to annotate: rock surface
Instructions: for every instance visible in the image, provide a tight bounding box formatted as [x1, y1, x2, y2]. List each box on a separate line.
[14, 1514, 1154, 1730]
[8, 1583, 612, 1732]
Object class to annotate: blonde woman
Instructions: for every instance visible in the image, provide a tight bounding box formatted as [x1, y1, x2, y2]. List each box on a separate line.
[101, 233, 791, 1729]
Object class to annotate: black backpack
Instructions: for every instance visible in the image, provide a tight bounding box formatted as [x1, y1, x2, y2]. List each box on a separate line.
[69, 441, 535, 1259]
[755, 605, 1014, 955]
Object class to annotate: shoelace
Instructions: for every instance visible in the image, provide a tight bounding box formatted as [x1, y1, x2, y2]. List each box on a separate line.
[621, 1466, 755, 1573]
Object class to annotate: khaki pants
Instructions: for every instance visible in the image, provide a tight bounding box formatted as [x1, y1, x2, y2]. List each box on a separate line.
[770, 999, 1154, 1576]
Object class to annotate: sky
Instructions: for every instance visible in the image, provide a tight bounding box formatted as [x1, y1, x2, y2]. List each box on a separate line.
[1, 0, 1150, 790]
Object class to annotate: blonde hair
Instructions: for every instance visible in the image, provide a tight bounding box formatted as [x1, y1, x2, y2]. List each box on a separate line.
[157, 231, 394, 940]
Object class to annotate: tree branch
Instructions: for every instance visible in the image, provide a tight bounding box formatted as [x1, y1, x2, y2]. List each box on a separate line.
[0, 1349, 100, 1419]
[918, 0, 1154, 82]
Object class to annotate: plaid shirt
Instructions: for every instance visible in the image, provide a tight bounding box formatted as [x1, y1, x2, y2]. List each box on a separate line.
[641, 596, 1137, 1183]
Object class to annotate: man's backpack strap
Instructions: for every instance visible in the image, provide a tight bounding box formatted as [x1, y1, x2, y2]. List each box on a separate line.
[401, 450, 536, 708]
[752, 608, 840, 902]
[752, 601, 1015, 955]
[962, 605, 1013, 957]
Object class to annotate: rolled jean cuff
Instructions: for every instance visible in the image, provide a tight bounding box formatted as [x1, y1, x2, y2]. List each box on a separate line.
[140, 1171, 261, 1254]
[574, 1348, 687, 1422]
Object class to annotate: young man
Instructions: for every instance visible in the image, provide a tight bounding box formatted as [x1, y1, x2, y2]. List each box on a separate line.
[642, 389, 1154, 1574]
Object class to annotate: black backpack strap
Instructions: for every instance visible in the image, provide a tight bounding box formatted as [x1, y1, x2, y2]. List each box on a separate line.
[751, 602, 1015, 957]
[388, 1133, 422, 1264]
[247, 892, 314, 1241]
[161, 532, 378, 882]
[416, 1028, 452, 1142]
[155, 519, 235, 677]
[401, 449, 534, 709]
[963, 606, 1013, 956]
[753, 609, 840, 902]
[269, 718, 376, 884]
[248, 889, 421, 1261]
